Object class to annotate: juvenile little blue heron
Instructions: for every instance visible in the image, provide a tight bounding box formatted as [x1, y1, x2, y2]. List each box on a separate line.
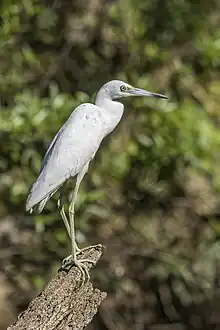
[26, 80, 168, 279]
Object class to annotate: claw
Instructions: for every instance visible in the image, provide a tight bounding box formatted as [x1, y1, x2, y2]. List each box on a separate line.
[75, 244, 102, 255]
[61, 255, 95, 283]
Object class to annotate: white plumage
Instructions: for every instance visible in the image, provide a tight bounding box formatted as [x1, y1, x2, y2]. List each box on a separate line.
[25, 79, 167, 275]
[26, 83, 125, 212]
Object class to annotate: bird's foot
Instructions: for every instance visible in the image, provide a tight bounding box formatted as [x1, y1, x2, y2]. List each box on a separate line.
[61, 254, 96, 283]
[76, 244, 103, 255]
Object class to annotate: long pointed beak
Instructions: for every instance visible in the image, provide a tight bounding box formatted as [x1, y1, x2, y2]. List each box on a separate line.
[129, 88, 168, 99]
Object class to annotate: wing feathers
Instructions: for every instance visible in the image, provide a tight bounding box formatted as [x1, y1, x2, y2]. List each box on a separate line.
[26, 103, 105, 212]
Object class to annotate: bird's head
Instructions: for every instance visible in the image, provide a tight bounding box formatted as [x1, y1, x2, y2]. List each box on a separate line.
[102, 80, 168, 100]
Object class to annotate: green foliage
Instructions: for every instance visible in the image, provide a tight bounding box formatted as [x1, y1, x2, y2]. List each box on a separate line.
[1, 0, 220, 327]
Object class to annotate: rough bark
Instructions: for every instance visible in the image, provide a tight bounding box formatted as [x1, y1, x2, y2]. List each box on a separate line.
[7, 245, 106, 330]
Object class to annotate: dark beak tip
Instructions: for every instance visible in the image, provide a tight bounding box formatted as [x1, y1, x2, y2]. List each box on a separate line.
[154, 95, 168, 99]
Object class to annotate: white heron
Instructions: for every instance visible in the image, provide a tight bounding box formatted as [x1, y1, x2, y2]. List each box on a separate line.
[26, 80, 168, 280]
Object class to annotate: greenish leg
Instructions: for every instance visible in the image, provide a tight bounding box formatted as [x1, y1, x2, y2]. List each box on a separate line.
[61, 163, 95, 282]
[57, 187, 81, 253]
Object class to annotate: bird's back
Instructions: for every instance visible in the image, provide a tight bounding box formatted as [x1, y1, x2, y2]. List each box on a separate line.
[26, 103, 107, 211]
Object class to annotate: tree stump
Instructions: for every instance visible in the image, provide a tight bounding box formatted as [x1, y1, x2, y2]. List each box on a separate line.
[8, 245, 106, 330]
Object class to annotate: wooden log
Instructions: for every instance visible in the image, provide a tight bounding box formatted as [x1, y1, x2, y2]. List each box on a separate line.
[8, 245, 106, 330]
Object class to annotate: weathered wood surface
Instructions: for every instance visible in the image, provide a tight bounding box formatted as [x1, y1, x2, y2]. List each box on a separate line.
[8, 245, 106, 330]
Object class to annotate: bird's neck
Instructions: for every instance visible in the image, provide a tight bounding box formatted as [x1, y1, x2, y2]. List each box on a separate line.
[95, 88, 124, 119]
[95, 88, 124, 135]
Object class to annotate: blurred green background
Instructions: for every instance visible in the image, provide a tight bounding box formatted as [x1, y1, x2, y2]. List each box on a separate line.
[0, 0, 220, 329]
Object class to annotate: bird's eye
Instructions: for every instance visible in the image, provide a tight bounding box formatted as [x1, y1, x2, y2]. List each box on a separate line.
[120, 85, 126, 92]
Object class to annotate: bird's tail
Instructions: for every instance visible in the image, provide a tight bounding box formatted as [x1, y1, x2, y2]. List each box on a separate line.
[26, 185, 60, 213]
[36, 195, 51, 213]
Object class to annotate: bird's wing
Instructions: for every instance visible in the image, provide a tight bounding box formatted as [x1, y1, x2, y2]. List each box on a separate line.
[26, 103, 106, 211]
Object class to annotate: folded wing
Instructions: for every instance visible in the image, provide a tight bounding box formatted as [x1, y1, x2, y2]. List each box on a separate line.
[26, 103, 105, 211]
